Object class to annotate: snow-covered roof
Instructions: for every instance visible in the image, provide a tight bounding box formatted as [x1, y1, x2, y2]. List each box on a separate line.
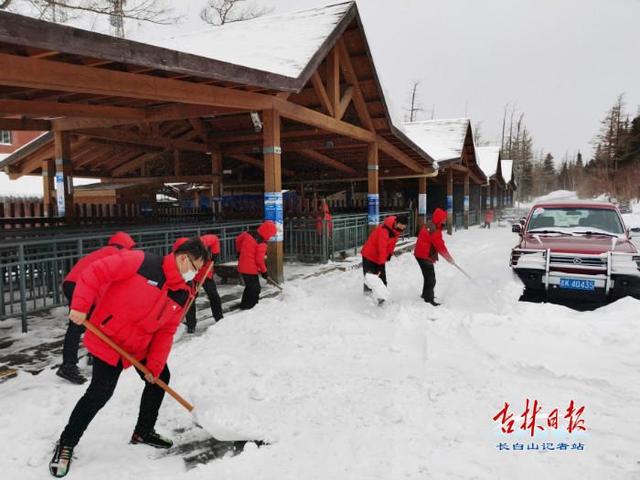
[501, 160, 513, 183]
[401, 119, 470, 163]
[134, 2, 352, 79]
[476, 146, 501, 177]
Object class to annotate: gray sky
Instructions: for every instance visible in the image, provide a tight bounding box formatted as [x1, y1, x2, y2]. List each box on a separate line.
[271, 0, 640, 163]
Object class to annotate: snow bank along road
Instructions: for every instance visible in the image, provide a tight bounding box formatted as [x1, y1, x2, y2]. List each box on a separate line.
[1, 225, 639, 479]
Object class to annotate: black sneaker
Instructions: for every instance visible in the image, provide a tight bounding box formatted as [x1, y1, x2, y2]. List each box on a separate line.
[427, 300, 441, 307]
[130, 430, 173, 449]
[49, 442, 74, 478]
[186, 326, 196, 334]
[56, 365, 87, 385]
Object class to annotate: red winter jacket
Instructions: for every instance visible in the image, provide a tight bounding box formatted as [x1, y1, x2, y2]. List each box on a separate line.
[64, 231, 136, 284]
[315, 204, 334, 236]
[71, 250, 192, 377]
[195, 234, 221, 282]
[236, 221, 277, 275]
[361, 215, 402, 266]
[415, 208, 451, 263]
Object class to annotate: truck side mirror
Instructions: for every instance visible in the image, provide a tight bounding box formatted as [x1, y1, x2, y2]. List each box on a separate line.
[512, 223, 522, 234]
[630, 227, 640, 238]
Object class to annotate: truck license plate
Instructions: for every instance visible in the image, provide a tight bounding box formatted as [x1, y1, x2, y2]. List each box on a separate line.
[559, 278, 596, 291]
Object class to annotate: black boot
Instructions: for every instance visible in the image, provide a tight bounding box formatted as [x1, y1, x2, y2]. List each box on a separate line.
[56, 365, 87, 385]
[427, 299, 441, 306]
[130, 430, 173, 449]
[49, 442, 74, 478]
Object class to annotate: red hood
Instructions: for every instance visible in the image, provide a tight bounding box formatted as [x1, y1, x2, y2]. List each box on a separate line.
[108, 231, 135, 250]
[383, 216, 396, 229]
[432, 208, 447, 227]
[171, 237, 189, 252]
[200, 234, 219, 250]
[258, 221, 278, 241]
[162, 253, 190, 290]
[522, 233, 637, 254]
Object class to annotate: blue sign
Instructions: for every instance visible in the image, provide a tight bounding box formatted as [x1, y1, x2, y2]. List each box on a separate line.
[463, 195, 470, 211]
[446, 195, 453, 212]
[264, 192, 283, 242]
[418, 193, 427, 216]
[368, 193, 379, 225]
[55, 172, 65, 216]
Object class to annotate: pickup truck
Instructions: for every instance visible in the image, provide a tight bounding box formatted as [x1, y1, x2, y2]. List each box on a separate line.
[510, 201, 640, 301]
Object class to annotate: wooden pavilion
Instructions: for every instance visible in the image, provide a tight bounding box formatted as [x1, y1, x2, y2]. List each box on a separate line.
[0, 2, 438, 281]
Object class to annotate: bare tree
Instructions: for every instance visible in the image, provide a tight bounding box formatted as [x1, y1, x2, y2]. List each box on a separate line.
[404, 80, 424, 122]
[200, 0, 272, 26]
[0, 0, 178, 37]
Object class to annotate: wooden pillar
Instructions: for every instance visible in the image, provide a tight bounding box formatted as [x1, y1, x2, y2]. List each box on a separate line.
[367, 142, 379, 232]
[446, 167, 453, 235]
[42, 158, 55, 217]
[418, 176, 427, 227]
[463, 171, 470, 229]
[54, 131, 74, 221]
[263, 109, 284, 284]
[210, 145, 223, 217]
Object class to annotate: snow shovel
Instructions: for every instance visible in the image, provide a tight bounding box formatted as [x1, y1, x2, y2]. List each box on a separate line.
[264, 275, 283, 291]
[81, 320, 257, 441]
[451, 261, 474, 281]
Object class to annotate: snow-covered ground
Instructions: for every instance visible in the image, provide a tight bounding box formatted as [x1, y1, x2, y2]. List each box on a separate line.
[2, 225, 640, 479]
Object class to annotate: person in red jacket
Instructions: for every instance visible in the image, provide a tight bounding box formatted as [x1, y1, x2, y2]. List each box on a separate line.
[49, 238, 208, 479]
[484, 209, 494, 229]
[181, 234, 224, 333]
[414, 208, 454, 306]
[236, 221, 278, 310]
[360, 214, 408, 293]
[57, 231, 136, 385]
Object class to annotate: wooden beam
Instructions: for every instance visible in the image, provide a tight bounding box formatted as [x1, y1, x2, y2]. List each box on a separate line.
[367, 142, 379, 231]
[263, 108, 284, 283]
[101, 175, 216, 184]
[189, 118, 209, 143]
[0, 52, 273, 111]
[274, 97, 375, 144]
[54, 130, 74, 220]
[76, 128, 208, 153]
[337, 86, 353, 121]
[112, 152, 160, 177]
[326, 48, 340, 117]
[336, 39, 374, 132]
[0, 117, 51, 131]
[376, 136, 426, 174]
[296, 149, 357, 176]
[0, 98, 145, 119]
[173, 149, 181, 176]
[310, 71, 334, 117]
[42, 158, 54, 217]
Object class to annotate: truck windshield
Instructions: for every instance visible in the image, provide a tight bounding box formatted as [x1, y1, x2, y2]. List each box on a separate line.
[527, 207, 624, 235]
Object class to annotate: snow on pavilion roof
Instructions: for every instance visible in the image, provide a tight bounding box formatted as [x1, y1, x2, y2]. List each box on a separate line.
[132, 2, 353, 79]
[402, 119, 470, 163]
[476, 146, 501, 178]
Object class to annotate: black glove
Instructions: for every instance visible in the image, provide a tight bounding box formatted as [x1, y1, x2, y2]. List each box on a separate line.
[261, 272, 269, 280]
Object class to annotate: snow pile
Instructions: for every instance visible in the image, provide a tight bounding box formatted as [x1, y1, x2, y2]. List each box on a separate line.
[1, 227, 639, 479]
[534, 190, 580, 203]
[364, 273, 389, 301]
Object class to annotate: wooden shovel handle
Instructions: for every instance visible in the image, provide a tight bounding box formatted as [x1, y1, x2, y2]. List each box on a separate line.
[82, 320, 194, 412]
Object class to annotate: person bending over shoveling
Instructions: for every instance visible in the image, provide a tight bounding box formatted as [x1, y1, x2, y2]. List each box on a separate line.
[48, 238, 209, 478]
[360, 214, 408, 303]
[414, 208, 454, 306]
[56, 231, 136, 384]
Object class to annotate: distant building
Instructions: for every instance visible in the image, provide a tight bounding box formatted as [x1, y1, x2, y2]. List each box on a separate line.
[0, 130, 43, 155]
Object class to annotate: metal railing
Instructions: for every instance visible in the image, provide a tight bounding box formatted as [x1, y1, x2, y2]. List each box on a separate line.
[1, 211, 414, 330]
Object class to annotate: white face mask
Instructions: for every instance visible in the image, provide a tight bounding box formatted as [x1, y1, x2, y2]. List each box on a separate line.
[182, 269, 196, 282]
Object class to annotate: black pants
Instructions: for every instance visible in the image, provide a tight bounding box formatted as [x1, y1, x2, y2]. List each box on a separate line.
[362, 258, 387, 293]
[185, 277, 224, 330]
[240, 274, 261, 310]
[416, 258, 436, 302]
[59, 356, 170, 447]
[61, 282, 85, 367]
